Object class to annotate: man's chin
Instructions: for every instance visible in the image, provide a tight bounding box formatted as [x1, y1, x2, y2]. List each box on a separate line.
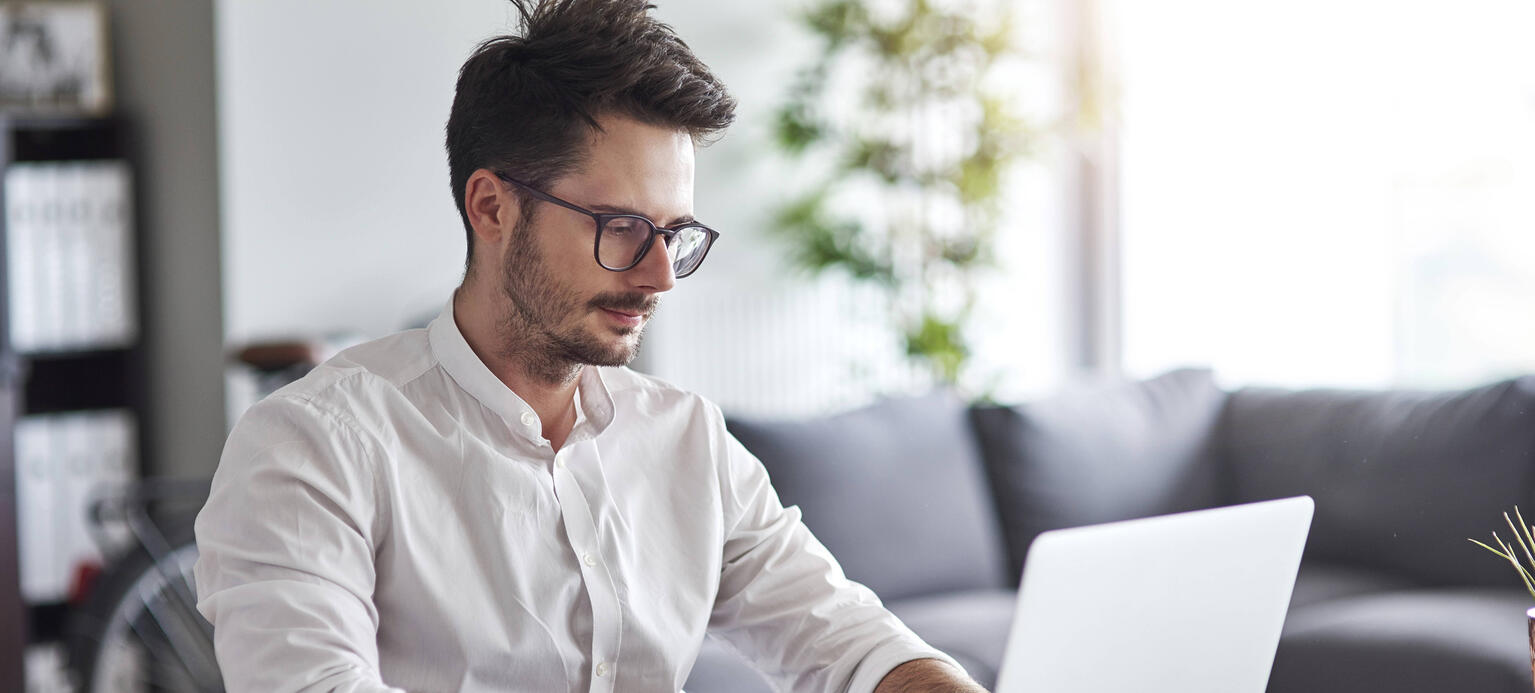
[570, 332, 644, 368]
[607, 335, 644, 367]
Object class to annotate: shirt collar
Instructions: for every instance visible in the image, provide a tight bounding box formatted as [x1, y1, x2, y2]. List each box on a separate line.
[427, 297, 616, 444]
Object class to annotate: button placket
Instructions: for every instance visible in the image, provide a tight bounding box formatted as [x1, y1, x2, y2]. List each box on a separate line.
[550, 441, 622, 690]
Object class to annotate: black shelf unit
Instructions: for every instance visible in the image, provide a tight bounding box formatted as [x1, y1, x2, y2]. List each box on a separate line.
[0, 116, 148, 691]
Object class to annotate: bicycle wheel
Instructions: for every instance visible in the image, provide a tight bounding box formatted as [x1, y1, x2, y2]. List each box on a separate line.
[66, 521, 224, 693]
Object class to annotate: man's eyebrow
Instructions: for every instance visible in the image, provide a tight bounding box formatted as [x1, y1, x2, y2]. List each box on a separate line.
[589, 203, 697, 227]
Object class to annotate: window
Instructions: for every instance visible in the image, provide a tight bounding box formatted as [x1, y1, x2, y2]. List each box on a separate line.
[1112, 0, 1535, 388]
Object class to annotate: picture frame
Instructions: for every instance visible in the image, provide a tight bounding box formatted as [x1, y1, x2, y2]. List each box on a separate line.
[0, 1, 112, 114]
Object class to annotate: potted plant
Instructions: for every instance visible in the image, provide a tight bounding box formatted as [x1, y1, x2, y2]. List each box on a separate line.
[770, 0, 1032, 394]
[1469, 507, 1535, 691]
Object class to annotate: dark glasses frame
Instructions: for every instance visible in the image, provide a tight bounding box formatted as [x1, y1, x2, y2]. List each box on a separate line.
[495, 172, 719, 278]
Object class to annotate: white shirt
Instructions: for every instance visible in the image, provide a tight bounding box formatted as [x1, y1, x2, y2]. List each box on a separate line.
[194, 301, 954, 693]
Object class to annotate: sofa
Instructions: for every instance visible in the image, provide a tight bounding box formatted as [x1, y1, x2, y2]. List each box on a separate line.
[682, 368, 1535, 692]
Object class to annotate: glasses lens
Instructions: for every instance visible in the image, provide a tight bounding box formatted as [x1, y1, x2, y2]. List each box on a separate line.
[670, 226, 712, 276]
[598, 218, 714, 276]
[597, 217, 652, 270]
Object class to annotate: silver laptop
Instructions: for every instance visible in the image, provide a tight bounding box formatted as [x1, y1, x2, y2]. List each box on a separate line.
[994, 496, 1314, 693]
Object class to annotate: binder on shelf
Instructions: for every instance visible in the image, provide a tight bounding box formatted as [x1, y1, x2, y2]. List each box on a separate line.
[56, 414, 95, 598]
[94, 409, 137, 552]
[61, 164, 90, 348]
[93, 160, 137, 347]
[11, 410, 139, 604]
[2, 160, 137, 353]
[13, 418, 57, 603]
[4, 166, 36, 352]
[38, 164, 64, 351]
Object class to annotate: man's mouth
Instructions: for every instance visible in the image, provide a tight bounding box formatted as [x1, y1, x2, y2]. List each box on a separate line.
[598, 306, 649, 328]
[591, 293, 657, 330]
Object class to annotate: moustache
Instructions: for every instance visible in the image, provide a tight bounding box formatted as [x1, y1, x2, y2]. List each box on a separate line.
[590, 293, 658, 318]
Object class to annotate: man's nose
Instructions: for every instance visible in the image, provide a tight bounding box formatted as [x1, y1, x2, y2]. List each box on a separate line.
[628, 232, 677, 293]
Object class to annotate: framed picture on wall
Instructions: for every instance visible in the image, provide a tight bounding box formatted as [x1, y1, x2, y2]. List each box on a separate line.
[0, 1, 112, 114]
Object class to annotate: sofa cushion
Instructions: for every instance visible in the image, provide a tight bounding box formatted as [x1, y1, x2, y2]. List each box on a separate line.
[1288, 562, 1418, 610]
[726, 390, 1009, 602]
[683, 639, 774, 693]
[885, 588, 1016, 689]
[1270, 588, 1531, 693]
[969, 368, 1228, 578]
[1219, 376, 1535, 586]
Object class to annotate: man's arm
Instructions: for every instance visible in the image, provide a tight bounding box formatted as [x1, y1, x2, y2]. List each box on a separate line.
[194, 395, 404, 693]
[875, 659, 990, 693]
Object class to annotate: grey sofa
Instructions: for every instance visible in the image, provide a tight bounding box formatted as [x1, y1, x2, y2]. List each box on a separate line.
[683, 368, 1535, 692]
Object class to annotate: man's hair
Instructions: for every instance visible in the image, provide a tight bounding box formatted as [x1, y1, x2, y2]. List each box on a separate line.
[445, 0, 736, 272]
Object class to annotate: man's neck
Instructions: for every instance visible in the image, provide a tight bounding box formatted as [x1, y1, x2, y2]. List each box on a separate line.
[453, 287, 581, 450]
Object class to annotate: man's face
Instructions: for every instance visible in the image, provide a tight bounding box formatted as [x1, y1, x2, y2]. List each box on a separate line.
[494, 114, 694, 375]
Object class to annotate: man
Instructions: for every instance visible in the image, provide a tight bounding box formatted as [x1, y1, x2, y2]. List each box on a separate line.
[194, 1, 987, 691]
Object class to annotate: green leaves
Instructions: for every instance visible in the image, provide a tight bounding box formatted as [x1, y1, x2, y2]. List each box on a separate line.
[803, 0, 866, 48]
[775, 62, 832, 153]
[905, 312, 969, 385]
[773, 190, 895, 284]
[769, 0, 1030, 389]
[1468, 506, 1535, 603]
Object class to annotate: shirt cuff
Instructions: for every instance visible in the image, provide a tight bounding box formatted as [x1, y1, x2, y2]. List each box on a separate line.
[845, 636, 969, 693]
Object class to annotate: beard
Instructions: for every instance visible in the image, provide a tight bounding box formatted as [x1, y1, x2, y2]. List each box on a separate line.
[496, 219, 658, 384]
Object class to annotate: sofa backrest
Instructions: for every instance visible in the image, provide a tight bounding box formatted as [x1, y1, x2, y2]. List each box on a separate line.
[968, 368, 1229, 580]
[726, 390, 1010, 602]
[1218, 376, 1535, 587]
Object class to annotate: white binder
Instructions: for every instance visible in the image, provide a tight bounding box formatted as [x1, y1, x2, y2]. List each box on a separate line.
[13, 417, 58, 603]
[4, 160, 137, 351]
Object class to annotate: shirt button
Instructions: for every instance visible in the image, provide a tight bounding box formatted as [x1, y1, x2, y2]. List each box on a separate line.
[555, 457, 567, 469]
[519, 411, 537, 427]
[595, 661, 610, 677]
[583, 552, 597, 567]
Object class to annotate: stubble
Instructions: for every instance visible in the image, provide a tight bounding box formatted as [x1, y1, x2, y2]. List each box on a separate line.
[496, 218, 658, 385]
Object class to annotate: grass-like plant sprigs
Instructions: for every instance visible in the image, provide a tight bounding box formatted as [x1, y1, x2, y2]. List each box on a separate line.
[1469, 506, 1535, 602]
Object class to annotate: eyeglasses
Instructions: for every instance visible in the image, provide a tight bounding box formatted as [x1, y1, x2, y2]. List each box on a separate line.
[496, 173, 719, 279]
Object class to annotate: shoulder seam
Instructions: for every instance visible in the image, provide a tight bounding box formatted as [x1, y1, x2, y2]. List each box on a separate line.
[263, 391, 394, 545]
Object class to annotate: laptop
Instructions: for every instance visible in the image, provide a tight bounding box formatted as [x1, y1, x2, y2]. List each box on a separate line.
[993, 496, 1314, 693]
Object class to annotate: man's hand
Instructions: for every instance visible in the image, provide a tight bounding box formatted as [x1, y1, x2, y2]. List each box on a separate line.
[873, 658, 990, 693]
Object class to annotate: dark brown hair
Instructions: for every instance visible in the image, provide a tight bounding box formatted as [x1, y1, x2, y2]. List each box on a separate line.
[445, 0, 736, 272]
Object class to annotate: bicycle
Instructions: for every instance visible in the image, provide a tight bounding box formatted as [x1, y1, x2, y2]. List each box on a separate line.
[65, 478, 223, 692]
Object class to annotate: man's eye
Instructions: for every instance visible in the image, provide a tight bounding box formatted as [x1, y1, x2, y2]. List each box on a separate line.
[604, 220, 644, 237]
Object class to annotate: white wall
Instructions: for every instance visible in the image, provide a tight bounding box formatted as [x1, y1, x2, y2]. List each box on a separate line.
[216, 0, 516, 343]
[1112, 0, 1535, 389]
[214, 0, 814, 343]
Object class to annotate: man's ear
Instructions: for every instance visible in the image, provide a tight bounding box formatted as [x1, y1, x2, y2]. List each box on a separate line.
[464, 169, 518, 247]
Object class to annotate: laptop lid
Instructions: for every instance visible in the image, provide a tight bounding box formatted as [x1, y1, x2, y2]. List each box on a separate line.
[993, 496, 1314, 693]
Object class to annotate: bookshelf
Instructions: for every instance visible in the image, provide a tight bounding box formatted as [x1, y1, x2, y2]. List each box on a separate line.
[0, 116, 146, 691]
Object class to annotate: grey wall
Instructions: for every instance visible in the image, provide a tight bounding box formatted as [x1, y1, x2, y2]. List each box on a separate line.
[108, 0, 226, 478]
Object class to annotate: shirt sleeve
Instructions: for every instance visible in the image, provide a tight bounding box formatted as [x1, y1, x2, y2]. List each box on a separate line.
[706, 411, 965, 693]
[193, 394, 406, 693]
